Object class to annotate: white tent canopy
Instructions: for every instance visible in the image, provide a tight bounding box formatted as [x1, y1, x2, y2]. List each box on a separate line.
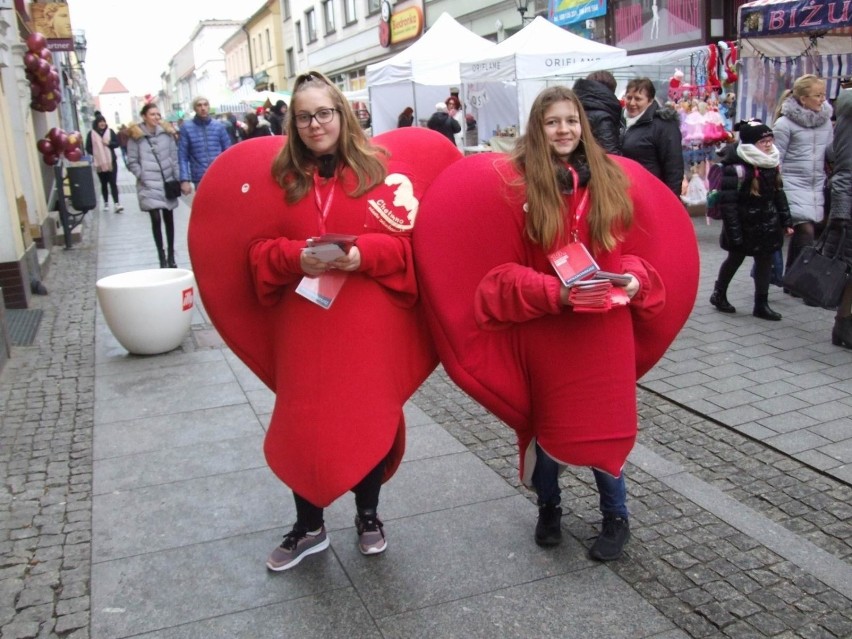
[366, 12, 496, 135]
[460, 17, 625, 140]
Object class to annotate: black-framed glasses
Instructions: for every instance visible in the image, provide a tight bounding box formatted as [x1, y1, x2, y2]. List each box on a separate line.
[294, 108, 339, 128]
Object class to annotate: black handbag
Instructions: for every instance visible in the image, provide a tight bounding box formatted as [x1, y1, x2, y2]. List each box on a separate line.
[145, 137, 181, 200]
[782, 228, 850, 309]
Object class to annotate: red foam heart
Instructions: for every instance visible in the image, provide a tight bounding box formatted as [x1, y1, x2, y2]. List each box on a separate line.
[414, 153, 699, 478]
[188, 129, 462, 506]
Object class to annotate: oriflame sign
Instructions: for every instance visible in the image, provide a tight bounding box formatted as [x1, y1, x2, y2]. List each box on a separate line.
[391, 6, 423, 44]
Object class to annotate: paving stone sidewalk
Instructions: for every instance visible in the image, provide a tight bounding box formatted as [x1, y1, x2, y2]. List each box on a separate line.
[2, 184, 852, 638]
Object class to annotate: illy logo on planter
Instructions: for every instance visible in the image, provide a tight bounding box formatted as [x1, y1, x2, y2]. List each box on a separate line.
[182, 287, 194, 311]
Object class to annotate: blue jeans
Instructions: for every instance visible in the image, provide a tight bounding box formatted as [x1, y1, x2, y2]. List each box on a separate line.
[531, 442, 628, 518]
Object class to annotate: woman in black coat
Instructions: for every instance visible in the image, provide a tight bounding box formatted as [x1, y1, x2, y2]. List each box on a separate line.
[573, 71, 621, 154]
[710, 120, 793, 321]
[620, 78, 684, 195]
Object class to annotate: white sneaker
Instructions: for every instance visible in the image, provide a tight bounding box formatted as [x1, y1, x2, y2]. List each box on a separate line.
[101, 204, 109, 212]
[114, 204, 124, 213]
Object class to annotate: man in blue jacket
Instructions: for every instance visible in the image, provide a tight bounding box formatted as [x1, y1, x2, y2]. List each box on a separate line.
[179, 96, 231, 195]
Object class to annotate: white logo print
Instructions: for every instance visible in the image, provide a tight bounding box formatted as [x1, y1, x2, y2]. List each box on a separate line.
[367, 173, 419, 232]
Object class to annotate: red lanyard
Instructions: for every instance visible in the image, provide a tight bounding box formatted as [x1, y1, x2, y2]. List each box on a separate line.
[313, 171, 337, 234]
[565, 166, 589, 243]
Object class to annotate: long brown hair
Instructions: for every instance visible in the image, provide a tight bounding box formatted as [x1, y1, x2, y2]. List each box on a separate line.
[510, 86, 633, 253]
[271, 71, 386, 203]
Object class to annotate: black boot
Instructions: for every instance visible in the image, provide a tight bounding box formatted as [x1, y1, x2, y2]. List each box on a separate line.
[753, 294, 781, 321]
[710, 281, 736, 313]
[534, 503, 563, 547]
[157, 249, 167, 269]
[832, 317, 852, 349]
[167, 248, 177, 268]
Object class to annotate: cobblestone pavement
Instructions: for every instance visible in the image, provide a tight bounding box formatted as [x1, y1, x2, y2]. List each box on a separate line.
[1, 214, 98, 639]
[2, 199, 852, 637]
[413, 371, 852, 638]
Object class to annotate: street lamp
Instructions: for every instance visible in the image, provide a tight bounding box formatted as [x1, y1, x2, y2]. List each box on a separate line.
[73, 32, 86, 66]
[515, 0, 533, 24]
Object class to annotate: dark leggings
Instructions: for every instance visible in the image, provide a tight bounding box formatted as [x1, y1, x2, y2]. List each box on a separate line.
[148, 209, 175, 252]
[293, 458, 386, 531]
[718, 249, 772, 296]
[97, 170, 119, 204]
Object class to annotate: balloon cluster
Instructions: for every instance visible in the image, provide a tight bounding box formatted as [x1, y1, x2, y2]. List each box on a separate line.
[23, 33, 62, 113]
[37, 127, 83, 166]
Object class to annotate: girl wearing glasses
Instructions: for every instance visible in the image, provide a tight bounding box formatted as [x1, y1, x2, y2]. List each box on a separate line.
[772, 74, 834, 289]
[245, 71, 458, 571]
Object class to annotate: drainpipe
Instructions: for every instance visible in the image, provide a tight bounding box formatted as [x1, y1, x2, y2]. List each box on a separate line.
[242, 26, 254, 79]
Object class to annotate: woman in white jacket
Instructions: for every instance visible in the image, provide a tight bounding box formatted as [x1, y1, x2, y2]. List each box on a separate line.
[772, 74, 834, 283]
[126, 104, 181, 268]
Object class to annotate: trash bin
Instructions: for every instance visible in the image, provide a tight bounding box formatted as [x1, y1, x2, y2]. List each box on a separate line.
[67, 162, 97, 212]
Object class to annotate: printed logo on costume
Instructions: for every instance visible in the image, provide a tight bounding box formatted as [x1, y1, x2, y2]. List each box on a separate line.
[366, 173, 419, 232]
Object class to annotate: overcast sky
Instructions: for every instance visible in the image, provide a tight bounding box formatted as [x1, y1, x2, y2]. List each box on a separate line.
[66, 0, 254, 96]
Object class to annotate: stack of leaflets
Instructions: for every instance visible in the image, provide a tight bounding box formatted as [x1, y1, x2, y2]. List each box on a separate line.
[296, 234, 358, 309]
[547, 243, 631, 312]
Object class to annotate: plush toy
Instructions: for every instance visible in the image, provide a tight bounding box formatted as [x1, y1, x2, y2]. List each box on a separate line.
[188, 129, 462, 507]
[668, 68, 685, 101]
[706, 44, 721, 94]
[413, 154, 699, 479]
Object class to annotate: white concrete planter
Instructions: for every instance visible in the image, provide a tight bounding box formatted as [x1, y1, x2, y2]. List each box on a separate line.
[96, 268, 196, 355]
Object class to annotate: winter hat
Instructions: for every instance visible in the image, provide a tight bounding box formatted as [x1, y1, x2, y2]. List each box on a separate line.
[434, 102, 448, 113]
[192, 95, 210, 110]
[736, 119, 773, 145]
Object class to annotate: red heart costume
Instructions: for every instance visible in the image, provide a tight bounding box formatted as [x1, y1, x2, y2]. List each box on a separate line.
[188, 129, 462, 507]
[414, 153, 699, 479]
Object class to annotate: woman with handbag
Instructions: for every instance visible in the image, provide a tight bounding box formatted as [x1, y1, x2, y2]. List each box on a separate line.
[127, 103, 181, 268]
[710, 120, 794, 320]
[823, 82, 852, 347]
[772, 75, 834, 295]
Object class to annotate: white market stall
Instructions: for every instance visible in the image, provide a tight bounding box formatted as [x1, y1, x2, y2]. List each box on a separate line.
[366, 12, 496, 135]
[737, 0, 852, 122]
[459, 17, 625, 142]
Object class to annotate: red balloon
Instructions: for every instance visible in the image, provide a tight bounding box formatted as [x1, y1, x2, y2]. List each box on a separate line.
[26, 32, 47, 53]
[30, 83, 42, 98]
[55, 132, 69, 150]
[64, 148, 83, 162]
[67, 132, 82, 148]
[24, 52, 40, 71]
[46, 70, 59, 86]
[36, 138, 54, 155]
[43, 153, 59, 166]
[39, 48, 53, 63]
[48, 127, 63, 143]
[35, 58, 51, 76]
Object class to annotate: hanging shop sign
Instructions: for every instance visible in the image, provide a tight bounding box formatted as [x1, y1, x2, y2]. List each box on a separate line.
[739, 0, 852, 37]
[28, 2, 74, 51]
[390, 6, 423, 44]
[550, 0, 607, 27]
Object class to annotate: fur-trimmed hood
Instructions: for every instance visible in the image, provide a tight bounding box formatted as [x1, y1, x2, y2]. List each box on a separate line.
[779, 96, 833, 129]
[127, 120, 176, 141]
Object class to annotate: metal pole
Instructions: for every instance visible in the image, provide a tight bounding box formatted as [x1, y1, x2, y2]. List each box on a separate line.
[54, 163, 73, 250]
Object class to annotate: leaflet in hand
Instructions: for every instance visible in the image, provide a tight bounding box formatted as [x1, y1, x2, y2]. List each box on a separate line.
[547, 242, 599, 287]
[304, 234, 357, 263]
[295, 270, 348, 309]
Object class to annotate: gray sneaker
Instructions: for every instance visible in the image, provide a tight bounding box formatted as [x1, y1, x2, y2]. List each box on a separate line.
[354, 512, 387, 555]
[266, 525, 329, 571]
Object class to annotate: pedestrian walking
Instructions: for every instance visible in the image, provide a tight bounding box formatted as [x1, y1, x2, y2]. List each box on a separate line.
[823, 80, 852, 348]
[178, 96, 231, 194]
[85, 112, 123, 212]
[709, 119, 793, 320]
[772, 74, 834, 288]
[427, 101, 460, 144]
[126, 103, 181, 268]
